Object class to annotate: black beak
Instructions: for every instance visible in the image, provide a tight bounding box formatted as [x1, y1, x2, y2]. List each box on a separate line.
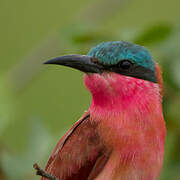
[44, 55, 103, 74]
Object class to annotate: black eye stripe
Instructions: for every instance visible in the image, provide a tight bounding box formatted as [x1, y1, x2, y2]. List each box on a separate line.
[102, 59, 133, 70]
[91, 58, 156, 83]
[95, 59, 156, 83]
[118, 60, 133, 69]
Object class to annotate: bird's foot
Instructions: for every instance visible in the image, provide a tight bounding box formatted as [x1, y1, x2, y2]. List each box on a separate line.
[33, 163, 59, 180]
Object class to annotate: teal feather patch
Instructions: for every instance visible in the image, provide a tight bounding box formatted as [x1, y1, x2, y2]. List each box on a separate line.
[88, 41, 155, 71]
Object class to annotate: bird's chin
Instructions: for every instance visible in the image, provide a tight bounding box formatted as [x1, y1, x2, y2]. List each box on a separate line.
[83, 72, 116, 95]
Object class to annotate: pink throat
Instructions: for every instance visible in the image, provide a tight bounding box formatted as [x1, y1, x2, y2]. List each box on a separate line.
[84, 72, 161, 117]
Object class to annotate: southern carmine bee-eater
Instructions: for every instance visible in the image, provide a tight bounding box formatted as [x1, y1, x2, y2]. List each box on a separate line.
[39, 41, 166, 180]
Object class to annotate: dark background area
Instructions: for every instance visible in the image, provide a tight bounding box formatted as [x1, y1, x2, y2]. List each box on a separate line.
[0, 0, 180, 179]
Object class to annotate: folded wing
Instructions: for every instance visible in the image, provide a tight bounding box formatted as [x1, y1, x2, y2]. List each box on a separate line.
[41, 112, 110, 180]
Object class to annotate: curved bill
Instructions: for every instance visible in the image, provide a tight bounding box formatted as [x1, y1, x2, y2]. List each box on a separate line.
[44, 55, 103, 74]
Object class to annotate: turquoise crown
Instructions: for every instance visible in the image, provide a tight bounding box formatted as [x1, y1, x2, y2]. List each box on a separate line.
[88, 41, 155, 71]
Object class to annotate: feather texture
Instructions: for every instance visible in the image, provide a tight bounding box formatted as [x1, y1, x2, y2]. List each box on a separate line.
[41, 112, 110, 180]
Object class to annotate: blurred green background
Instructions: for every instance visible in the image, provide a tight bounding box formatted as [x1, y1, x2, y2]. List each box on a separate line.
[0, 0, 180, 179]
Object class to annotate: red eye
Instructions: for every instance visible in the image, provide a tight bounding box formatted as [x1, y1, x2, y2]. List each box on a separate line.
[118, 60, 133, 69]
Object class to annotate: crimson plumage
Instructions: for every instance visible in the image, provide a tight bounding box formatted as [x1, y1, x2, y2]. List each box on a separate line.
[42, 41, 166, 180]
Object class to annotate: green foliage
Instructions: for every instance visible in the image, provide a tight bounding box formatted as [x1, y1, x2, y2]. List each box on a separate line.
[1, 120, 53, 180]
[0, 0, 180, 179]
[134, 24, 172, 45]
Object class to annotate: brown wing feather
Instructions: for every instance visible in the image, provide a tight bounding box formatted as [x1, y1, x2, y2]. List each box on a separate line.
[41, 112, 109, 180]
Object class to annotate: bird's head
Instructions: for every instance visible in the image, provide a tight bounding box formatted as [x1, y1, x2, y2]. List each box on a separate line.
[45, 41, 162, 109]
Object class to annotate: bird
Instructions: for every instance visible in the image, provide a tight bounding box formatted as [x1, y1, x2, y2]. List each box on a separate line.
[41, 41, 166, 180]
